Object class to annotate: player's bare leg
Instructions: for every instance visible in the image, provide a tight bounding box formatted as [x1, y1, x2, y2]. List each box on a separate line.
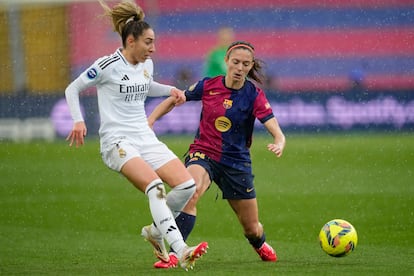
[228, 198, 277, 262]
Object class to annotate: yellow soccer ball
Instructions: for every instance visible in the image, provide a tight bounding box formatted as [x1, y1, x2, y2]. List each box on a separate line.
[319, 219, 358, 257]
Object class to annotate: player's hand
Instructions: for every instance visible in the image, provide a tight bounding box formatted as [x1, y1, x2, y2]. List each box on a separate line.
[170, 88, 186, 106]
[66, 121, 87, 147]
[267, 141, 285, 158]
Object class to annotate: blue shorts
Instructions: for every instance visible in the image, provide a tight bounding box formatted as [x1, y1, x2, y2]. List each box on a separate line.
[185, 152, 256, 200]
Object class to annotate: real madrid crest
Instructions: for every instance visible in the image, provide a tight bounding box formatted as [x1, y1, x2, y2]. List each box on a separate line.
[143, 69, 150, 79]
[118, 147, 126, 158]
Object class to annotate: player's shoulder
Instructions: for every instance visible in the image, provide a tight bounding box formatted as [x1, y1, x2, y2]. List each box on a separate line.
[204, 75, 223, 85]
[142, 58, 154, 71]
[244, 78, 258, 88]
[94, 49, 124, 71]
[243, 79, 260, 93]
[200, 76, 225, 92]
[242, 79, 267, 101]
[144, 57, 154, 66]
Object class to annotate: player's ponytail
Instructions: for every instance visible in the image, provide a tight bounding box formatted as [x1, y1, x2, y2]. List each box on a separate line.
[98, 0, 150, 48]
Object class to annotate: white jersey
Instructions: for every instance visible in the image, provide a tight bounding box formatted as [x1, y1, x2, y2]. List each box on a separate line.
[65, 48, 173, 151]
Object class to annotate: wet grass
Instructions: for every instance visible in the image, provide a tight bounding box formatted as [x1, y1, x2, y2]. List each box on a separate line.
[1, 133, 413, 275]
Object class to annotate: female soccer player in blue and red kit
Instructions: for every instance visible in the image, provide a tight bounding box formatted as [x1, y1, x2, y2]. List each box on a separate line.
[147, 41, 286, 268]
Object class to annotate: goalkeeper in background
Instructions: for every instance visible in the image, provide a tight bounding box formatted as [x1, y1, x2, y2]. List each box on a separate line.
[204, 27, 235, 77]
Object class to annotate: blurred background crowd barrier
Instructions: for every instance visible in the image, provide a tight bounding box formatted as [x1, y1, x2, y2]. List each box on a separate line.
[0, 0, 413, 141]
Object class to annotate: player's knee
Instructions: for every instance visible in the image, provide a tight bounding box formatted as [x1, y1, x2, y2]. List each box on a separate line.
[183, 192, 200, 211]
[190, 187, 203, 202]
[190, 177, 210, 203]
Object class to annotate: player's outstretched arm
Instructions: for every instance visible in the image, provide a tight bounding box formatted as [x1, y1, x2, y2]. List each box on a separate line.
[263, 117, 286, 158]
[147, 96, 180, 129]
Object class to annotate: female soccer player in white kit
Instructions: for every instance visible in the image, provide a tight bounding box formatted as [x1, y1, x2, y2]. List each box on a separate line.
[64, 0, 207, 270]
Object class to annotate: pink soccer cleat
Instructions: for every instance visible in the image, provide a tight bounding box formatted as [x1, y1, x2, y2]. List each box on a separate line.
[255, 242, 277, 262]
[179, 241, 209, 270]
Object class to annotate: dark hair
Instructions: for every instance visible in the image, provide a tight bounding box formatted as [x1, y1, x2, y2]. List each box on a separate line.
[99, 0, 151, 48]
[226, 41, 265, 84]
[121, 20, 151, 48]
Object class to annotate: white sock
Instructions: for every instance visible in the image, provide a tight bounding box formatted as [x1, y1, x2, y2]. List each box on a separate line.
[166, 179, 196, 218]
[145, 179, 187, 253]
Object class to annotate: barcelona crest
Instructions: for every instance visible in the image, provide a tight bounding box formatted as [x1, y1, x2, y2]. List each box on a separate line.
[223, 99, 233, 109]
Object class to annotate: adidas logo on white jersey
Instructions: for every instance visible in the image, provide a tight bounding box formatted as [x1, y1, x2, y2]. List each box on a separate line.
[121, 75, 129, 81]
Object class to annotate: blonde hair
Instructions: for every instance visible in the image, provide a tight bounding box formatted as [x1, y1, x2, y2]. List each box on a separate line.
[98, 0, 149, 47]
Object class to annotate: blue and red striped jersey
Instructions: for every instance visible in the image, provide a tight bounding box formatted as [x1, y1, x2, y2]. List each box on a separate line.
[185, 76, 274, 171]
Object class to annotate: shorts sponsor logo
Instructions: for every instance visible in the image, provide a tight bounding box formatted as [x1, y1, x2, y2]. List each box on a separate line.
[190, 152, 206, 159]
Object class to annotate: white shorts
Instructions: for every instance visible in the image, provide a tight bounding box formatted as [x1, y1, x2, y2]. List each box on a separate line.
[101, 139, 178, 172]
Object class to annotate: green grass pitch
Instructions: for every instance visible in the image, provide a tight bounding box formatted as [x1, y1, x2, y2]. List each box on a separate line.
[1, 133, 413, 275]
